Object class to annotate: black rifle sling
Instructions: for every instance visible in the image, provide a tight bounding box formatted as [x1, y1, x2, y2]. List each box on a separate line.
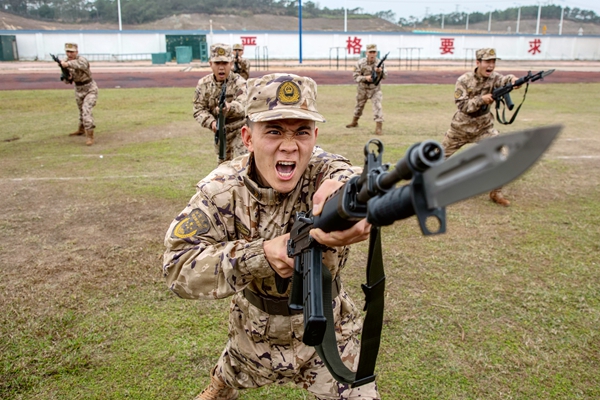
[496, 82, 531, 125]
[315, 226, 385, 387]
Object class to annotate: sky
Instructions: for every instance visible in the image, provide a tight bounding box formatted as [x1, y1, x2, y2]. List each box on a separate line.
[315, 0, 600, 21]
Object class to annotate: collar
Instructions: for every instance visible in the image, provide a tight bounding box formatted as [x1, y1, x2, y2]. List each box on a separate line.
[241, 153, 288, 206]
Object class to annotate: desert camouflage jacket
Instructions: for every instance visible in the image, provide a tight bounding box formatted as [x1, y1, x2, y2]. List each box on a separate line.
[193, 72, 247, 132]
[65, 56, 93, 84]
[352, 57, 388, 86]
[453, 69, 516, 115]
[162, 147, 361, 300]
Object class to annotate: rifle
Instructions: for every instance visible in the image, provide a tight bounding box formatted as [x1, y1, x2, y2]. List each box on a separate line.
[487, 69, 554, 125]
[276, 125, 561, 387]
[215, 83, 227, 163]
[370, 52, 389, 86]
[233, 53, 240, 74]
[50, 53, 73, 84]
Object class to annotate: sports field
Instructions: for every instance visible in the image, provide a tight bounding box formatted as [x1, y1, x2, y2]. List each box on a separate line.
[1, 82, 598, 399]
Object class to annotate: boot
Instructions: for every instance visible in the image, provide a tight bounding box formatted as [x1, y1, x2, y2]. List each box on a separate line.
[85, 129, 94, 146]
[194, 368, 239, 400]
[69, 124, 85, 136]
[345, 116, 359, 128]
[490, 189, 510, 207]
[375, 121, 383, 135]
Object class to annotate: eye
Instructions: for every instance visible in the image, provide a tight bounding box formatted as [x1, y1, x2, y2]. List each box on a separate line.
[266, 129, 281, 135]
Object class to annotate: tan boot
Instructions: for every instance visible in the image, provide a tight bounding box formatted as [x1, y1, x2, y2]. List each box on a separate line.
[345, 116, 359, 128]
[69, 124, 85, 136]
[194, 368, 239, 400]
[490, 189, 510, 207]
[85, 129, 94, 146]
[375, 121, 383, 135]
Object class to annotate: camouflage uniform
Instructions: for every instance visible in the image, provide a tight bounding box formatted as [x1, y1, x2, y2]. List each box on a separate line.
[442, 48, 516, 206]
[64, 43, 98, 135]
[351, 45, 387, 123]
[193, 43, 248, 163]
[233, 44, 250, 80]
[164, 73, 380, 400]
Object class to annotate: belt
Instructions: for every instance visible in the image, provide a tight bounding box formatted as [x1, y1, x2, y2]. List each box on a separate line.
[467, 105, 490, 118]
[75, 79, 92, 86]
[243, 276, 341, 316]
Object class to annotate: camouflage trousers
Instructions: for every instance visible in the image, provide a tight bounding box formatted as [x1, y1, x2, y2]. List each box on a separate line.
[442, 111, 499, 158]
[214, 121, 248, 164]
[353, 84, 384, 122]
[212, 289, 380, 399]
[74, 81, 98, 131]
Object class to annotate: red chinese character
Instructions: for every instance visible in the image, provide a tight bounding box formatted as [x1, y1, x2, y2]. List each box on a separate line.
[241, 36, 257, 46]
[440, 38, 455, 55]
[346, 36, 362, 55]
[528, 39, 542, 55]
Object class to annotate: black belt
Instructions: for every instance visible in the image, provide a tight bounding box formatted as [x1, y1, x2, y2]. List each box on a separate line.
[467, 105, 490, 118]
[243, 276, 341, 316]
[75, 79, 92, 86]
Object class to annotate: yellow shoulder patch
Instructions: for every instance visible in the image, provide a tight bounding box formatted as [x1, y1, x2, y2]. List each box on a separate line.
[454, 88, 463, 99]
[172, 209, 211, 239]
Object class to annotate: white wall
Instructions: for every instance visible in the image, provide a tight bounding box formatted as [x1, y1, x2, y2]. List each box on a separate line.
[3, 29, 599, 61]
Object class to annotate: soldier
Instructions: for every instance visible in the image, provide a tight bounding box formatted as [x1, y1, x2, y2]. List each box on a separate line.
[232, 43, 250, 80]
[346, 43, 387, 136]
[442, 48, 521, 206]
[61, 43, 98, 146]
[163, 73, 380, 400]
[193, 43, 247, 164]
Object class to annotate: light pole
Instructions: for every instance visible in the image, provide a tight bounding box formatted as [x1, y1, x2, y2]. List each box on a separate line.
[464, 8, 469, 31]
[559, 5, 564, 35]
[487, 7, 493, 33]
[344, 0, 347, 32]
[536, 2, 542, 35]
[441, 13, 445, 29]
[515, 4, 521, 34]
[117, 0, 122, 31]
[299, 0, 303, 64]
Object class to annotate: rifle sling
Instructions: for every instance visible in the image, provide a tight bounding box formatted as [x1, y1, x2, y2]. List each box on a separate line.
[496, 82, 530, 125]
[315, 226, 384, 387]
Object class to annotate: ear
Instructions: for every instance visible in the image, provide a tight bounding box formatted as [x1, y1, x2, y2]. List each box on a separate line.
[241, 124, 253, 152]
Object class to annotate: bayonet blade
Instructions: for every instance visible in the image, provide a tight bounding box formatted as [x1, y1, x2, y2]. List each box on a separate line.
[541, 69, 555, 78]
[423, 125, 562, 208]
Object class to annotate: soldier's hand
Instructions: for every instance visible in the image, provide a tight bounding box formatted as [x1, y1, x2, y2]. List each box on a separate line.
[263, 233, 294, 278]
[511, 76, 522, 90]
[375, 67, 382, 73]
[310, 179, 371, 247]
[60, 60, 68, 68]
[365, 75, 373, 83]
[482, 93, 494, 105]
[211, 121, 217, 132]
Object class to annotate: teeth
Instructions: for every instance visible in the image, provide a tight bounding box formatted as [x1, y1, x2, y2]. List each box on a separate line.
[278, 162, 295, 165]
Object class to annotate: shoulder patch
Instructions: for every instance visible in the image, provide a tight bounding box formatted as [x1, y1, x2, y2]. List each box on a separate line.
[172, 209, 211, 239]
[234, 219, 251, 238]
[454, 88, 463, 99]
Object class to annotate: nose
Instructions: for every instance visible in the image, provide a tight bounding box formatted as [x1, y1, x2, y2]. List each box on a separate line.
[279, 135, 299, 153]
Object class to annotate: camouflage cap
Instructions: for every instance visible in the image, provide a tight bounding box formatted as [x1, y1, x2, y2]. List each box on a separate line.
[366, 44, 377, 52]
[246, 74, 325, 123]
[232, 43, 243, 50]
[210, 43, 232, 62]
[65, 43, 78, 51]
[476, 48, 500, 61]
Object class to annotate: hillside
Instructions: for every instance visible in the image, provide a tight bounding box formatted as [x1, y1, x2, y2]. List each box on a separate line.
[1, 10, 599, 35]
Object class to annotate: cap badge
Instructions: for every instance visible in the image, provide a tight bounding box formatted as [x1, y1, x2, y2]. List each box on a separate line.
[276, 81, 301, 105]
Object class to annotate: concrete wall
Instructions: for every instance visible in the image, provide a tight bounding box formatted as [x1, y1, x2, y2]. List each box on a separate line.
[3, 29, 599, 61]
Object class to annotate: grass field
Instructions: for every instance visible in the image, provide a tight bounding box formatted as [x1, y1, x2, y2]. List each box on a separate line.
[1, 82, 599, 400]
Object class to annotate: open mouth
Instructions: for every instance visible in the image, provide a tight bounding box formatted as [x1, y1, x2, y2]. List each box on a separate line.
[275, 161, 296, 180]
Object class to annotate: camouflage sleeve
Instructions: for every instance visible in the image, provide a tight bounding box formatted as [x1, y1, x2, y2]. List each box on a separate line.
[497, 73, 517, 87]
[226, 75, 247, 118]
[193, 80, 216, 130]
[454, 76, 484, 114]
[65, 57, 89, 71]
[352, 60, 366, 83]
[162, 189, 273, 300]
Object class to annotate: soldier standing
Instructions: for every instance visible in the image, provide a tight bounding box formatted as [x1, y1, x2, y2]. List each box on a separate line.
[232, 43, 250, 80]
[61, 43, 98, 146]
[346, 44, 387, 135]
[163, 73, 381, 400]
[193, 43, 247, 164]
[442, 48, 521, 206]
